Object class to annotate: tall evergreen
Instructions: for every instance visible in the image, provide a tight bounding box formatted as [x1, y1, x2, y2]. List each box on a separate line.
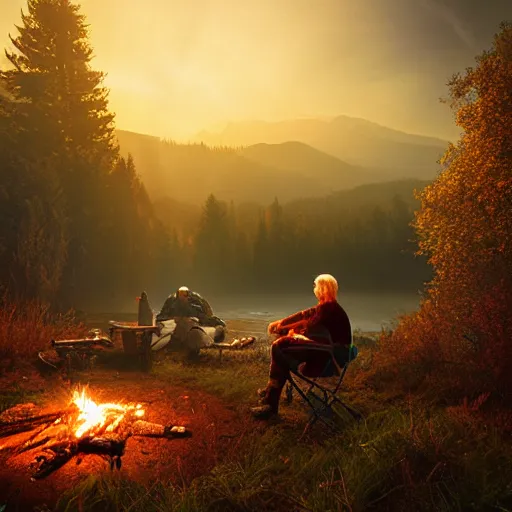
[253, 214, 270, 288]
[0, 0, 173, 308]
[194, 195, 230, 291]
[0, 47, 68, 302]
[0, 0, 117, 166]
[0, 141, 68, 302]
[0, 0, 121, 306]
[266, 198, 287, 284]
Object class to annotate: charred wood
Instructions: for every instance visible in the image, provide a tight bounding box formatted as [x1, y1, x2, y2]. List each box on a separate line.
[77, 434, 126, 457]
[31, 444, 76, 480]
[0, 411, 72, 438]
[17, 423, 69, 454]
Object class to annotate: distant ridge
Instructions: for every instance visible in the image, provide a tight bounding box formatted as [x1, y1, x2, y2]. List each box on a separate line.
[115, 130, 386, 205]
[114, 113, 445, 206]
[194, 114, 447, 175]
[239, 141, 379, 184]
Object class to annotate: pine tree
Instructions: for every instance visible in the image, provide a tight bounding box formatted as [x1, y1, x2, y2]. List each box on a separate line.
[0, 61, 68, 302]
[253, 214, 270, 289]
[265, 198, 285, 283]
[0, 0, 117, 166]
[0, 145, 68, 301]
[1, 0, 121, 306]
[193, 195, 230, 291]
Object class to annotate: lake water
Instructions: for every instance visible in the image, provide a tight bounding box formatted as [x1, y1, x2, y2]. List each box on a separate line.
[210, 292, 422, 332]
[91, 292, 422, 334]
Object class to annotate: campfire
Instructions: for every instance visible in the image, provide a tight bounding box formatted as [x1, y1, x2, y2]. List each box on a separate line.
[0, 387, 190, 480]
[71, 388, 146, 438]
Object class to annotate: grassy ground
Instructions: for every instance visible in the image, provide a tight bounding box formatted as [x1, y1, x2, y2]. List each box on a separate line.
[1, 327, 511, 511]
[53, 341, 512, 512]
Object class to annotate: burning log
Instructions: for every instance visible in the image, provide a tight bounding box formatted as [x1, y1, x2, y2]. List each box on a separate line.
[18, 435, 56, 454]
[131, 420, 190, 438]
[0, 403, 38, 422]
[31, 444, 76, 480]
[131, 419, 165, 437]
[77, 434, 126, 470]
[0, 388, 192, 480]
[0, 409, 75, 438]
[78, 434, 125, 457]
[31, 434, 127, 478]
[17, 423, 70, 454]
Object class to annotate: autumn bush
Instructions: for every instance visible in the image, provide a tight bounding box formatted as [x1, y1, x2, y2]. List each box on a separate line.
[364, 22, 512, 404]
[365, 295, 510, 403]
[0, 297, 87, 372]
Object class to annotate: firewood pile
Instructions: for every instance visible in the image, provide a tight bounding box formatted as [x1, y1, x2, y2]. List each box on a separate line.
[0, 388, 190, 480]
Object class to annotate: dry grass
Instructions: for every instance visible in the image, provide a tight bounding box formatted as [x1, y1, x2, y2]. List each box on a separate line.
[0, 298, 87, 373]
[1, 308, 511, 511]
[54, 364, 512, 512]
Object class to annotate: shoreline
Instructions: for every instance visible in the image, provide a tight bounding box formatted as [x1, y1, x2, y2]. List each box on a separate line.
[82, 313, 384, 341]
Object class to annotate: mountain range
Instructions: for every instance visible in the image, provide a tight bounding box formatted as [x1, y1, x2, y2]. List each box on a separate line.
[115, 115, 447, 205]
[194, 115, 448, 175]
[0, 83, 447, 206]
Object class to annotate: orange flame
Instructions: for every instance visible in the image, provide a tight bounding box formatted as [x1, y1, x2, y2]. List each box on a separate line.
[71, 388, 145, 439]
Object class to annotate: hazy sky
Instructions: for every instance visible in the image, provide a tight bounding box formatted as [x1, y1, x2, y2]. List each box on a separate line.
[0, 0, 510, 141]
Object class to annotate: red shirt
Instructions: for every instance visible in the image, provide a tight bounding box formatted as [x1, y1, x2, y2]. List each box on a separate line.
[280, 300, 352, 346]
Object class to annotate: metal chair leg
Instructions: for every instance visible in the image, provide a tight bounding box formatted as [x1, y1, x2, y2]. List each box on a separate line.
[287, 369, 362, 437]
[285, 382, 293, 404]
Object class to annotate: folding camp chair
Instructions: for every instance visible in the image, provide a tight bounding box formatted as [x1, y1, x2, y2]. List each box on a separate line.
[285, 341, 361, 436]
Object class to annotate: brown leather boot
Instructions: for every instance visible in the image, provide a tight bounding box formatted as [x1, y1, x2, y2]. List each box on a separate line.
[251, 404, 278, 420]
[251, 386, 281, 419]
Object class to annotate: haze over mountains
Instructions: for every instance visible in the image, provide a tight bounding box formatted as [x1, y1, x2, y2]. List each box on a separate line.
[195, 115, 448, 170]
[1, 75, 446, 207]
[0, 76, 448, 204]
[116, 114, 447, 206]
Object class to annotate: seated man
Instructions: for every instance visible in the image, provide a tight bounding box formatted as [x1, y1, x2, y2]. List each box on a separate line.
[155, 286, 226, 357]
[251, 274, 352, 420]
[156, 286, 226, 327]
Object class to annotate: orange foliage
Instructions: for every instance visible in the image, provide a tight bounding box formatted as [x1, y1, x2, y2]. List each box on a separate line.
[366, 24, 512, 402]
[367, 295, 509, 402]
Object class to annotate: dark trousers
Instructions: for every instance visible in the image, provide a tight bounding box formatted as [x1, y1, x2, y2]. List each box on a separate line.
[266, 335, 340, 411]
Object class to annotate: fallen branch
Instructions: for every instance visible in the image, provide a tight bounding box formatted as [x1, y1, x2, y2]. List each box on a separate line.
[0, 407, 76, 438]
[31, 444, 76, 480]
[131, 420, 190, 439]
[17, 423, 69, 454]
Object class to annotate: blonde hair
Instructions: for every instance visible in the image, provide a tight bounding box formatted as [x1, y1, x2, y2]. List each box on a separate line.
[314, 274, 338, 302]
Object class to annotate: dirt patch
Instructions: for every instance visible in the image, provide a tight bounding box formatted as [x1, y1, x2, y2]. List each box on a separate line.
[0, 369, 253, 510]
